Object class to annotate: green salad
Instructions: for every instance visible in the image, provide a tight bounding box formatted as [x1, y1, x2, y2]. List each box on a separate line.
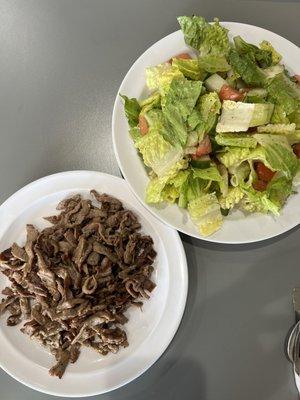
[122, 15, 300, 236]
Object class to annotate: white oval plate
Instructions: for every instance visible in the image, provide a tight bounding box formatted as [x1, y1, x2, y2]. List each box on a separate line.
[0, 171, 188, 397]
[112, 22, 300, 244]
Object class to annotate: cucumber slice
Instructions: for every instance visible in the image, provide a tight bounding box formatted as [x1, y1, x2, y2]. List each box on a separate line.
[190, 156, 211, 169]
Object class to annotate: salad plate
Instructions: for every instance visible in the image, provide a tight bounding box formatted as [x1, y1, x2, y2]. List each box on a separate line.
[0, 171, 188, 396]
[112, 20, 300, 244]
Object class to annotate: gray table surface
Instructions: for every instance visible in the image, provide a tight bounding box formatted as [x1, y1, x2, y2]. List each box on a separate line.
[0, 0, 300, 399]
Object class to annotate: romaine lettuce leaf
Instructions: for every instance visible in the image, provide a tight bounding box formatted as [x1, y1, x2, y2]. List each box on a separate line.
[121, 95, 141, 127]
[215, 133, 258, 148]
[178, 16, 230, 56]
[129, 127, 141, 143]
[257, 123, 296, 134]
[227, 48, 266, 86]
[145, 159, 188, 203]
[188, 193, 223, 236]
[216, 101, 273, 132]
[162, 77, 202, 146]
[229, 161, 251, 187]
[240, 185, 281, 215]
[146, 64, 183, 98]
[253, 134, 298, 179]
[172, 58, 207, 80]
[270, 104, 290, 124]
[219, 187, 244, 210]
[192, 165, 222, 181]
[140, 92, 161, 115]
[234, 36, 272, 68]
[266, 73, 300, 115]
[135, 130, 183, 176]
[267, 176, 293, 209]
[260, 40, 282, 65]
[188, 92, 221, 135]
[197, 55, 230, 73]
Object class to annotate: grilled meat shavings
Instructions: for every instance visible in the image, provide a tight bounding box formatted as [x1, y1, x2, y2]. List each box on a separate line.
[0, 190, 156, 378]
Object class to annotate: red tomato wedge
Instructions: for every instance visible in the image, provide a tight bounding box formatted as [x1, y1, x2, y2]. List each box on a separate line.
[138, 115, 148, 136]
[252, 180, 268, 192]
[193, 136, 212, 158]
[293, 143, 300, 158]
[219, 85, 245, 101]
[255, 162, 275, 182]
[294, 75, 300, 84]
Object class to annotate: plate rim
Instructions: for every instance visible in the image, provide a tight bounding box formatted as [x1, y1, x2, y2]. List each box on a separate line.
[112, 22, 300, 244]
[0, 170, 188, 397]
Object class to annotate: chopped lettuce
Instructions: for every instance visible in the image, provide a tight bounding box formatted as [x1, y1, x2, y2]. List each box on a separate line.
[267, 176, 293, 209]
[229, 162, 251, 187]
[240, 185, 281, 215]
[233, 36, 272, 68]
[135, 130, 183, 176]
[162, 77, 202, 145]
[188, 92, 221, 136]
[178, 16, 230, 56]
[129, 126, 141, 143]
[266, 73, 300, 115]
[257, 123, 296, 134]
[253, 134, 298, 179]
[227, 48, 266, 86]
[197, 55, 230, 73]
[260, 40, 282, 65]
[216, 101, 273, 132]
[270, 104, 290, 124]
[215, 133, 258, 148]
[192, 164, 222, 181]
[219, 187, 244, 210]
[121, 95, 141, 127]
[172, 58, 207, 80]
[145, 159, 188, 203]
[146, 64, 183, 98]
[140, 92, 161, 115]
[188, 193, 223, 236]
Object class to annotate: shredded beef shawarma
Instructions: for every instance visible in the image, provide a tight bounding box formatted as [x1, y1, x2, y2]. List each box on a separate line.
[0, 190, 156, 378]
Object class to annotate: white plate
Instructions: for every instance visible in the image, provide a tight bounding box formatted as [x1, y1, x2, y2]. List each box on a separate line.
[0, 171, 188, 397]
[112, 22, 300, 244]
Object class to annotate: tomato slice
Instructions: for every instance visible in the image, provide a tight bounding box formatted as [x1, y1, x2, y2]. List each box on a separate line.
[138, 115, 148, 136]
[255, 161, 275, 182]
[193, 136, 212, 158]
[219, 85, 245, 101]
[293, 143, 300, 158]
[294, 75, 300, 85]
[252, 180, 268, 192]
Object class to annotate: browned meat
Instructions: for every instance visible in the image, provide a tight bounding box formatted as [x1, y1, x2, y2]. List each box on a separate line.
[0, 190, 156, 379]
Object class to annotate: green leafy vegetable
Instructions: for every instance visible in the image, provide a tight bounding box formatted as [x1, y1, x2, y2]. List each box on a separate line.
[188, 92, 221, 136]
[146, 64, 183, 98]
[135, 130, 183, 177]
[219, 187, 244, 210]
[227, 48, 266, 86]
[260, 40, 282, 65]
[172, 58, 207, 80]
[121, 95, 141, 127]
[192, 165, 222, 181]
[215, 133, 258, 148]
[178, 16, 230, 56]
[253, 134, 298, 179]
[188, 193, 223, 236]
[234, 36, 272, 68]
[197, 55, 230, 73]
[266, 73, 300, 115]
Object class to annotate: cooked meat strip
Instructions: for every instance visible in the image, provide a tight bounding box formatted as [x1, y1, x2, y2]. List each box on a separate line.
[0, 190, 155, 378]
